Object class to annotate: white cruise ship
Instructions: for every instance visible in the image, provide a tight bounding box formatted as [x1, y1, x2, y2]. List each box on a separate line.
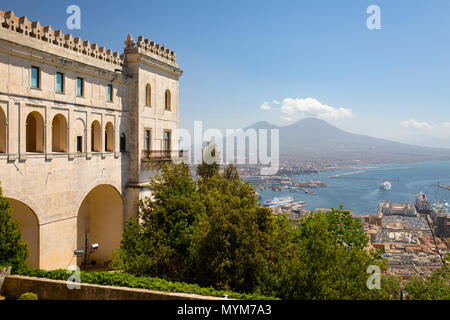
[263, 196, 294, 207]
[379, 181, 392, 191]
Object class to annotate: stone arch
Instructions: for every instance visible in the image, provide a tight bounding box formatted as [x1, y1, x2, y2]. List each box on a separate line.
[76, 184, 123, 269]
[90, 120, 101, 152]
[26, 111, 44, 153]
[165, 89, 171, 111]
[145, 83, 151, 106]
[105, 121, 114, 152]
[7, 197, 40, 269]
[0, 107, 6, 153]
[51, 114, 68, 152]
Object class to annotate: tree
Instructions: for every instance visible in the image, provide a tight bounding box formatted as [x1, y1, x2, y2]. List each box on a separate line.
[190, 165, 274, 292]
[114, 162, 205, 280]
[405, 253, 450, 300]
[259, 210, 390, 300]
[196, 144, 220, 180]
[116, 164, 395, 299]
[0, 183, 29, 271]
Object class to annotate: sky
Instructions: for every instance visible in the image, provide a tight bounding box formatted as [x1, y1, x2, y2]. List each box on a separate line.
[2, 0, 450, 148]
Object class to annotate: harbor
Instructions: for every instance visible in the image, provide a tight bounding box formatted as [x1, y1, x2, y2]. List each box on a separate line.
[251, 160, 450, 215]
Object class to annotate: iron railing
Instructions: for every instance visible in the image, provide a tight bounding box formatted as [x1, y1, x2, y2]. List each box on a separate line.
[141, 149, 186, 161]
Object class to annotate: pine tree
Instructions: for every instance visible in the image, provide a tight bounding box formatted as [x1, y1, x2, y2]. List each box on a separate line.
[0, 184, 29, 271]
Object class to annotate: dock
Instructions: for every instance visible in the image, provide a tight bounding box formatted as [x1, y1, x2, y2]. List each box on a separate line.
[438, 183, 450, 191]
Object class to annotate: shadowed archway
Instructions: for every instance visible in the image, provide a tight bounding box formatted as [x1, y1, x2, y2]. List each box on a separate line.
[8, 198, 40, 268]
[77, 184, 123, 269]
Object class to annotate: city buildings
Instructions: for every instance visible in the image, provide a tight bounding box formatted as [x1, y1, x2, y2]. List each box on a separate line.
[0, 11, 184, 269]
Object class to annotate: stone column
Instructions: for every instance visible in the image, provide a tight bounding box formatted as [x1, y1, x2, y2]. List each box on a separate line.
[45, 105, 52, 160]
[86, 110, 91, 159]
[7, 100, 18, 161]
[18, 102, 27, 161]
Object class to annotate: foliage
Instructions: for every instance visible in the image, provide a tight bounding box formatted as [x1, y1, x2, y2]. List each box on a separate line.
[17, 292, 38, 300]
[0, 184, 29, 271]
[381, 275, 402, 300]
[189, 165, 274, 293]
[114, 162, 395, 299]
[405, 254, 450, 300]
[258, 210, 390, 300]
[114, 163, 204, 279]
[14, 268, 276, 300]
[196, 145, 220, 180]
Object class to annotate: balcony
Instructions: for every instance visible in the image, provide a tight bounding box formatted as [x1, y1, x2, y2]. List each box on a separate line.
[141, 149, 187, 162]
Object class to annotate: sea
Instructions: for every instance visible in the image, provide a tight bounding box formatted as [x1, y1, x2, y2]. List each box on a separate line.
[257, 160, 450, 215]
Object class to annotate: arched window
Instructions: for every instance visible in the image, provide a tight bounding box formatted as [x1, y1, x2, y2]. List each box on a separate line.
[0, 108, 6, 153]
[51, 114, 68, 152]
[165, 89, 171, 111]
[105, 122, 114, 152]
[26, 111, 44, 153]
[120, 132, 126, 152]
[91, 120, 101, 152]
[146, 84, 151, 106]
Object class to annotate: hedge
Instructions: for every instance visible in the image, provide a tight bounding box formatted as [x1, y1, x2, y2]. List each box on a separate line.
[13, 268, 278, 300]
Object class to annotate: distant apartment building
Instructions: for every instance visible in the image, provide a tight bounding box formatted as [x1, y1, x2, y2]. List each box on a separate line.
[0, 11, 184, 269]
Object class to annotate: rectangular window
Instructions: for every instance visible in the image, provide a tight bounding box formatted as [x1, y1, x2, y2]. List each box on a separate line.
[107, 84, 113, 102]
[31, 66, 40, 88]
[144, 130, 151, 151]
[77, 136, 83, 153]
[76, 77, 84, 97]
[163, 131, 171, 151]
[56, 72, 64, 93]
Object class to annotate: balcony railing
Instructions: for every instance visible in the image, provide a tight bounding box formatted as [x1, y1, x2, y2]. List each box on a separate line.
[141, 150, 187, 162]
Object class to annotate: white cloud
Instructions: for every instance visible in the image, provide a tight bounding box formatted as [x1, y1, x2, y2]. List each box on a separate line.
[443, 122, 450, 128]
[260, 102, 271, 110]
[400, 119, 434, 130]
[280, 97, 353, 119]
[281, 116, 293, 121]
[272, 100, 281, 105]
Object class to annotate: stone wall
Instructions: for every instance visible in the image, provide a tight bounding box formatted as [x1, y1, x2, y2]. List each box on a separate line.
[0, 275, 223, 300]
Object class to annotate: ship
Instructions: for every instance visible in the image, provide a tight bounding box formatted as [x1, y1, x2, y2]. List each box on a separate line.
[415, 192, 431, 213]
[432, 200, 450, 215]
[263, 196, 294, 207]
[379, 181, 391, 191]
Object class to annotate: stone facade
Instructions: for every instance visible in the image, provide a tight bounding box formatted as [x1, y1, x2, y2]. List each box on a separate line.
[0, 11, 183, 270]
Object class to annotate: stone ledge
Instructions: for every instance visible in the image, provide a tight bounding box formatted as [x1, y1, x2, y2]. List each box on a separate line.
[0, 275, 228, 300]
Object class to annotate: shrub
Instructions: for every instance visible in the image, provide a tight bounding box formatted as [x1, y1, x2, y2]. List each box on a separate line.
[0, 183, 29, 271]
[14, 268, 277, 300]
[17, 292, 38, 300]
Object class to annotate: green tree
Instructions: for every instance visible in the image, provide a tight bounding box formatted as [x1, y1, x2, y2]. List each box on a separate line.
[190, 165, 274, 292]
[114, 162, 205, 279]
[0, 184, 29, 271]
[405, 253, 450, 300]
[259, 210, 390, 300]
[196, 144, 220, 180]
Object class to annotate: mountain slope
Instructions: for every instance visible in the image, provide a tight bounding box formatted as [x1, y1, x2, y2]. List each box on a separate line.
[246, 118, 450, 163]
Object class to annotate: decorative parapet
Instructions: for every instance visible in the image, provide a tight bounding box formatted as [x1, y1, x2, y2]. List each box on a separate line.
[0, 10, 124, 67]
[124, 34, 177, 67]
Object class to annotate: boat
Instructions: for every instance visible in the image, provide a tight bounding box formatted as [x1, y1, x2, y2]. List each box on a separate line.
[263, 196, 294, 207]
[415, 192, 431, 212]
[432, 200, 450, 215]
[379, 181, 391, 191]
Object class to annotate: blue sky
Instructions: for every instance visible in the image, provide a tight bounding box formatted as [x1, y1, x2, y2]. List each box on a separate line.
[3, 0, 450, 147]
